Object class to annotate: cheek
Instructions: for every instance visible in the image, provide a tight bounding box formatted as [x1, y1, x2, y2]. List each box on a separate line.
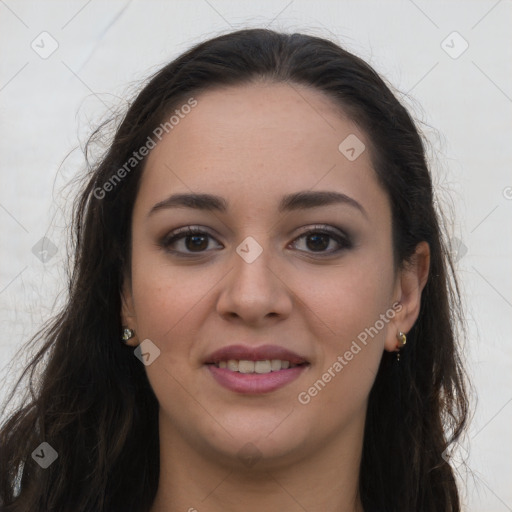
[297, 253, 394, 393]
[129, 242, 208, 340]
[294, 281, 391, 430]
[301, 252, 395, 339]
[129, 257, 209, 402]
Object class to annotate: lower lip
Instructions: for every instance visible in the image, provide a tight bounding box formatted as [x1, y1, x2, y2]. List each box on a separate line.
[206, 364, 309, 394]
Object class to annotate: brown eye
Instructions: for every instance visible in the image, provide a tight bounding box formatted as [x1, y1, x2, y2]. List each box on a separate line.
[183, 233, 209, 252]
[290, 227, 352, 255]
[160, 227, 222, 254]
[304, 232, 330, 251]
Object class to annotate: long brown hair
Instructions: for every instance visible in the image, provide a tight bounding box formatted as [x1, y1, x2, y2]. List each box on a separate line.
[0, 28, 470, 511]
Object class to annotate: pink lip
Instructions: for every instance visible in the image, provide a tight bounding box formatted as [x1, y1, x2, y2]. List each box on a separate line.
[204, 344, 308, 365]
[206, 364, 309, 394]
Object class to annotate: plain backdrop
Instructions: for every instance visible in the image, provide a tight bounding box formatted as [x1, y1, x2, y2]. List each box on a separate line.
[0, 1, 511, 510]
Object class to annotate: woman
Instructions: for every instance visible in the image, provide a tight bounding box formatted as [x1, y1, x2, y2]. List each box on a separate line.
[0, 28, 469, 511]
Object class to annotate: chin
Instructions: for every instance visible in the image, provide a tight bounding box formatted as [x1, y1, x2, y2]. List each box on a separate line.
[201, 415, 309, 467]
[210, 435, 307, 472]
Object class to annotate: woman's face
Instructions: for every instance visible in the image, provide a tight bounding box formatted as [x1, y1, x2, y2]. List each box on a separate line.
[122, 81, 426, 468]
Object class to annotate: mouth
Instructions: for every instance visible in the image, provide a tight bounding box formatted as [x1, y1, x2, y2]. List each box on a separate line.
[204, 343, 309, 366]
[203, 344, 310, 394]
[205, 359, 308, 373]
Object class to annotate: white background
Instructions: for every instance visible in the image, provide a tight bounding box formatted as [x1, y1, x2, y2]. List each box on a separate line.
[0, 1, 511, 510]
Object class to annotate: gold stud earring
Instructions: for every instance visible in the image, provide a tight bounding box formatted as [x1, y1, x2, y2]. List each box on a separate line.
[395, 331, 407, 361]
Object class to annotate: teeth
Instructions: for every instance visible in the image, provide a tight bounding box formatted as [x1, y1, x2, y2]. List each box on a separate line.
[227, 360, 238, 371]
[255, 360, 271, 373]
[238, 360, 255, 373]
[270, 359, 282, 371]
[214, 359, 298, 373]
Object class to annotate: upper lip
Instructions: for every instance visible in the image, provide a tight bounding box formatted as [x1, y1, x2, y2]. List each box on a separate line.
[204, 344, 309, 365]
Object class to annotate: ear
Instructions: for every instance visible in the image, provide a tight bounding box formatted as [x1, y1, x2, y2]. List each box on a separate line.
[384, 241, 430, 352]
[121, 273, 138, 346]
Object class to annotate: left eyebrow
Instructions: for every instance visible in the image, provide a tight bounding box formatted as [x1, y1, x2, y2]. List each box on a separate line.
[147, 190, 368, 220]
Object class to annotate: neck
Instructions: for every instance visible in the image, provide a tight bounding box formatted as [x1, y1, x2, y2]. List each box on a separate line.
[149, 411, 366, 512]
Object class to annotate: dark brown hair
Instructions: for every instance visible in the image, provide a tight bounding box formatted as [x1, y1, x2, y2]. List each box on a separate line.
[0, 28, 469, 511]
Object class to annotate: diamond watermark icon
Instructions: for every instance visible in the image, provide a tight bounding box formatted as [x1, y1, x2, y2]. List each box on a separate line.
[31, 442, 58, 469]
[237, 442, 263, 468]
[441, 31, 469, 59]
[32, 237, 58, 263]
[31, 31, 59, 59]
[338, 134, 365, 161]
[134, 338, 161, 366]
[448, 237, 468, 262]
[442, 442, 468, 469]
[236, 236, 263, 264]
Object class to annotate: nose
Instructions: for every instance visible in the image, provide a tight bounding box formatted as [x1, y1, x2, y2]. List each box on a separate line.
[215, 240, 293, 327]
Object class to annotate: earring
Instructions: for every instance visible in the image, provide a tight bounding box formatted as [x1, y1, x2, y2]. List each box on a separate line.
[121, 327, 135, 344]
[395, 331, 407, 361]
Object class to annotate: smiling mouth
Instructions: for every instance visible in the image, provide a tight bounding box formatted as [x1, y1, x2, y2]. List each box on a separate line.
[205, 359, 310, 394]
[206, 359, 309, 373]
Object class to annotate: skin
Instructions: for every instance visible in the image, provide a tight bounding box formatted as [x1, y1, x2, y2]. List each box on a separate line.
[121, 81, 430, 512]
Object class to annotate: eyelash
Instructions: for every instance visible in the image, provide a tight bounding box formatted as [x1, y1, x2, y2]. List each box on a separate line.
[159, 225, 353, 257]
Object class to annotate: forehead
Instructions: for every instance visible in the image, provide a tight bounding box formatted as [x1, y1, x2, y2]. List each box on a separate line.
[136, 81, 388, 222]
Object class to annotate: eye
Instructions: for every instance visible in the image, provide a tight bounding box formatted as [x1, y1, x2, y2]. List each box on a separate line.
[159, 225, 352, 256]
[289, 225, 352, 255]
[160, 226, 222, 255]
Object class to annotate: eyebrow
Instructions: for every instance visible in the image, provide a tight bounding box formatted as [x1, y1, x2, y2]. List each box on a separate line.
[148, 190, 368, 219]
